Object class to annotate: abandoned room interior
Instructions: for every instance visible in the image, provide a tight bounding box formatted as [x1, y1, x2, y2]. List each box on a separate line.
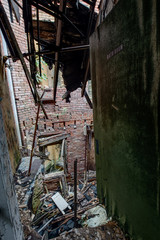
[0, 0, 160, 239]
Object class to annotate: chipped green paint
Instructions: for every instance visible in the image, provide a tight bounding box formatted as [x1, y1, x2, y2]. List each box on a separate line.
[90, 0, 160, 239]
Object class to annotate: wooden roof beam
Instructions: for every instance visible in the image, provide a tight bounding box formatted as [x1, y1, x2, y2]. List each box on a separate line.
[53, 0, 63, 102]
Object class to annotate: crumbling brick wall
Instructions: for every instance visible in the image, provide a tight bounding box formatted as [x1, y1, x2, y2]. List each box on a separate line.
[25, 87, 93, 173]
[2, 0, 93, 173]
[1, 0, 37, 131]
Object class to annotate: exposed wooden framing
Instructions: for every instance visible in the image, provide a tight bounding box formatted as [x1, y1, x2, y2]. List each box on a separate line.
[8, 0, 14, 22]
[74, 159, 78, 228]
[30, 0, 62, 20]
[10, 0, 21, 22]
[61, 44, 89, 52]
[0, 2, 48, 118]
[81, 0, 97, 97]
[81, 58, 90, 97]
[30, 0, 84, 37]
[28, 103, 41, 176]
[36, 3, 41, 76]
[5, 45, 90, 60]
[53, 0, 63, 102]
[28, 90, 46, 175]
[12, 0, 23, 10]
[84, 89, 93, 109]
[86, 0, 97, 39]
[27, 3, 37, 89]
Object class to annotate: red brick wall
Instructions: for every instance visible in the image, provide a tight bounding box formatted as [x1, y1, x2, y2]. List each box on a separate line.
[2, 0, 93, 173]
[2, 0, 37, 129]
[37, 87, 93, 173]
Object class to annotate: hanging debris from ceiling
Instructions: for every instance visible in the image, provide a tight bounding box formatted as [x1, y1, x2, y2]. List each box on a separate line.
[23, 0, 98, 102]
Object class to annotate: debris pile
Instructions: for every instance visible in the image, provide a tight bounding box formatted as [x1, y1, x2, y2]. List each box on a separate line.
[15, 159, 109, 239]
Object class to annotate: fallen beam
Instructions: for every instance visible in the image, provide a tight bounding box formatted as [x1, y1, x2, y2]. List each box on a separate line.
[39, 133, 70, 147]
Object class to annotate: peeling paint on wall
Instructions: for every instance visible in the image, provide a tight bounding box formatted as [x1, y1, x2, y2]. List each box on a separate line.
[0, 104, 23, 240]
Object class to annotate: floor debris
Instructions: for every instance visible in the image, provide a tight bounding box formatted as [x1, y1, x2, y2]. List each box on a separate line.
[15, 156, 128, 239]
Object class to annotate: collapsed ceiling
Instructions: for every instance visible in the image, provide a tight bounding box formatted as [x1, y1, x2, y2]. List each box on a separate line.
[0, 0, 98, 106]
[23, 0, 98, 102]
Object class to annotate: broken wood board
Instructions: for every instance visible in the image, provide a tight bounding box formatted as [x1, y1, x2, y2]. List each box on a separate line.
[44, 172, 72, 191]
[37, 131, 63, 138]
[38, 133, 70, 147]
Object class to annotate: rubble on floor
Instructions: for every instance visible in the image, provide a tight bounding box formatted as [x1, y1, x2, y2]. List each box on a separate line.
[54, 222, 127, 240]
[14, 157, 128, 240]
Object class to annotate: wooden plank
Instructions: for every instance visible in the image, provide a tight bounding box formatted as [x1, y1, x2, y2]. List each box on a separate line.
[37, 131, 63, 138]
[74, 159, 78, 227]
[81, 58, 90, 97]
[53, 0, 63, 102]
[84, 89, 93, 109]
[81, 0, 97, 97]
[41, 99, 56, 105]
[28, 103, 41, 176]
[39, 133, 70, 147]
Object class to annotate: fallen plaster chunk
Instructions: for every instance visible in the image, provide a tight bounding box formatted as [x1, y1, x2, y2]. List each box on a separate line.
[52, 192, 71, 215]
[81, 205, 108, 228]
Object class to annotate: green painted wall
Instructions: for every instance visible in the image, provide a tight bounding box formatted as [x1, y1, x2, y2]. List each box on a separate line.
[90, 0, 160, 239]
